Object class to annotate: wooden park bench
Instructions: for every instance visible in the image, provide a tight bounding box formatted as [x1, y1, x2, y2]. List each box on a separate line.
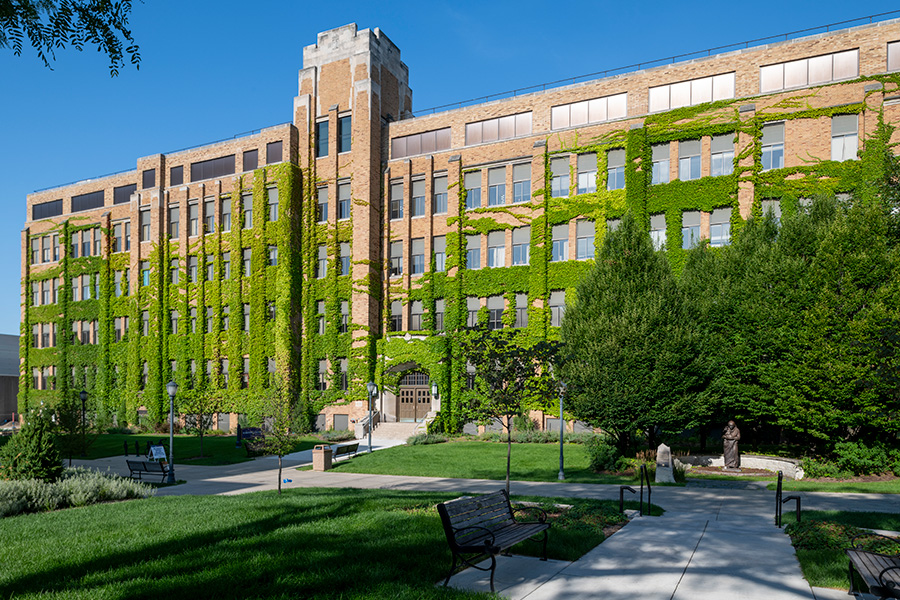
[126, 459, 170, 483]
[847, 532, 900, 599]
[437, 489, 550, 592]
[241, 427, 266, 457]
[333, 442, 359, 460]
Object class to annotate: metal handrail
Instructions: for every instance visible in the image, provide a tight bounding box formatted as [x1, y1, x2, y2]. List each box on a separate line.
[411, 10, 900, 117]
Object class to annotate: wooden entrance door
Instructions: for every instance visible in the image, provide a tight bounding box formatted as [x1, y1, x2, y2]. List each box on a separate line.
[398, 372, 431, 422]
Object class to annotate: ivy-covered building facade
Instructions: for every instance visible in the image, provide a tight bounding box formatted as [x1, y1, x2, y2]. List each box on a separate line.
[20, 19, 900, 431]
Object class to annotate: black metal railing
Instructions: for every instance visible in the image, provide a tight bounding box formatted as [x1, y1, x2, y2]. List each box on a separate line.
[775, 471, 802, 527]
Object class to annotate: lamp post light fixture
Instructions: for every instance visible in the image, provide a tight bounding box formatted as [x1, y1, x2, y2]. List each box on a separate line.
[79, 389, 87, 457]
[365, 381, 378, 454]
[558, 381, 567, 481]
[166, 380, 178, 484]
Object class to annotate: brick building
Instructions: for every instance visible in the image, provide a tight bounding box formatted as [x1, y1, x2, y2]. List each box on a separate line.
[19, 19, 900, 431]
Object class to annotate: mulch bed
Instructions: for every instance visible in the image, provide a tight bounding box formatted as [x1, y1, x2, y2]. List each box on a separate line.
[688, 466, 776, 477]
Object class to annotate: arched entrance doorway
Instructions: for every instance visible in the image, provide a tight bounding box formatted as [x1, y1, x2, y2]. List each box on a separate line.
[397, 371, 431, 422]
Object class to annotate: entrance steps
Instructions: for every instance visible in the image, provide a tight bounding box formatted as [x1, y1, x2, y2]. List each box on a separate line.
[371, 421, 419, 441]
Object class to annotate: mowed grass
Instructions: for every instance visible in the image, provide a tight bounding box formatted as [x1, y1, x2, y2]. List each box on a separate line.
[784, 510, 900, 590]
[0, 487, 640, 599]
[327, 440, 644, 484]
[79, 433, 320, 465]
[768, 478, 900, 494]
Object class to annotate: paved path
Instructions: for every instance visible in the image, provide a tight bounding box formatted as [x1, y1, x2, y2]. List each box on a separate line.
[72, 444, 898, 600]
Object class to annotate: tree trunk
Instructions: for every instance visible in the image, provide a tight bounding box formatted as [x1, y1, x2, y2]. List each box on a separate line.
[506, 426, 512, 496]
[277, 455, 283, 494]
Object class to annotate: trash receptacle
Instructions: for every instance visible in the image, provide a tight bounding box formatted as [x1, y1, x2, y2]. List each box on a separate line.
[312, 444, 333, 471]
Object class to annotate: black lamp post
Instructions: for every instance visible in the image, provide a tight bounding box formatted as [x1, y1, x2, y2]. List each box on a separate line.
[79, 389, 87, 457]
[365, 381, 378, 454]
[166, 380, 178, 484]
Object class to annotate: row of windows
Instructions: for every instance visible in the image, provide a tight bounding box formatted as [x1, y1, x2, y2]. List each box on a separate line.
[316, 357, 349, 391]
[314, 115, 352, 158]
[316, 182, 351, 222]
[314, 300, 350, 335]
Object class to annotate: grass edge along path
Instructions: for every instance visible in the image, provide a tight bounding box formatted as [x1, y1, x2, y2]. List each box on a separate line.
[784, 510, 900, 591]
[0, 487, 659, 600]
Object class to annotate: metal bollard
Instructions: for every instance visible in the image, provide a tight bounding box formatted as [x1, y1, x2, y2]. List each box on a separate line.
[775, 471, 783, 528]
[134, 441, 140, 456]
[124, 441, 129, 456]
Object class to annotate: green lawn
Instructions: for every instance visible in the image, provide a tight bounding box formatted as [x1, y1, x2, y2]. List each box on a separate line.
[785, 510, 900, 590]
[326, 440, 653, 484]
[768, 479, 900, 494]
[0, 487, 648, 599]
[70, 433, 320, 466]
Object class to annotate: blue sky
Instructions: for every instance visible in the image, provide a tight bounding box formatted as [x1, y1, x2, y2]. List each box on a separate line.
[2, 1, 899, 336]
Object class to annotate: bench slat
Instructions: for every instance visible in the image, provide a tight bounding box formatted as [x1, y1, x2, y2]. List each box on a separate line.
[847, 550, 900, 599]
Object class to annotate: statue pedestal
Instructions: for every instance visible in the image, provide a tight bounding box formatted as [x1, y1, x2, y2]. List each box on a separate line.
[655, 465, 676, 483]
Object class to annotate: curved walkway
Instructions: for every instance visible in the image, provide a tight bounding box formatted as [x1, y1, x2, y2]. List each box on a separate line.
[72, 445, 898, 600]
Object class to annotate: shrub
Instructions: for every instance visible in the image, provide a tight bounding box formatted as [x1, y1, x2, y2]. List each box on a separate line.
[833, 441, 892, 475]
[511, 415, 537, 432]
[105, 426, 133, 435]
[801, 457, 851, 479]
[0, 468, 154, 518]
[407, 433, 447, 445]
[585, 437, 627, 472]
[0, 408, 62, 482]
[320, 429, 355, 442]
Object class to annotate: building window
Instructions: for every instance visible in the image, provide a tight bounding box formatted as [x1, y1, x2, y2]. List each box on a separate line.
[41, 236, 50, 262]
[649, 73, 735, 112]
[339, 242, 351, 276]
[606, 150, 625, 190]
[487, 231, 505, 268]
[206, 254, 214, 281]
[315, 120, 329, 158]
[189, 256, 198, 283]
[31, 238, 39, 264]
[391, 128, 451, 159]
[142, 168, 155, 189]
[268, 245, 278, 267]
[168, 206, 180, 239]
[651, 144, 670, 185]
[317, 300, 325, 336]
[551, 93, 627, 129]
[170, 310, 178, 335]
[113, 183, 135, 205]
[759, 49, 858, 94]
[189, 203, 199, 236]
[762, 199, 783, 224]
[515, 294, 528, 328]
[223, 252, 231, 279]
[465, 171, 482, 210]
[761, 123, 785, 171]
[52, 234, 59, 261]
[831, 115, 858, 162]
[203, 199, 215, 233]
[550, 158, 569, 198]
[337, 115, 351, 153]
[487, 296, 503, 330]
[650, 213, 667, 251]
[317, 187, 328, 222]
[340, 301, 349, 334]
[221, 197, 231, 232]
[267, 187, 278, 221]
[411, 179, 426, 217]
[389, 241, 402, 278]
[682, 211, 701, 249]
[466, 297, 480, 329]
[82, 230, 91, 257]
[317, 360, 328, 390]
[433, 175, 448, 214]
[465, 112, 532, 145]
[242, 192, 253, 229]
[551, 224, 569, 262]
[32, 282, 39, 306]
[390, 301, 403, 332]
[243, 149, 258, 171]
[114, 271, 122, 297]
[390, 181, 404, 220]
[678, 140, 701, 181]
[190, 308, 197, 333]
[266, 141, 283, 164]
[169, 258, 179, 284]
[141, 261, 150, 287]
[889, 41, 900, 72]
[242, 249, 252, 277]
[190, 155, 235, 182]
[434, 299, 445, 331]
[317, 245, 327, 279]
[82, 274, 90, 300]
[576, 220, 595, 260]
[242, 303, 250, 332]
[512, 164, 530, 203]
[223, 306, 230, 331]
[466, 235, 480, 270]
[512, 226, 530, 266]
[549, 290, 565, 327]
[242, 357, 249, 389]
[139, 210, 150, 242]
[142, 310, 149, 336]
[487, 168, 506, 206]
[577, 154, 597, 194]
[433, 236, 446, 272]
[409, 300, 423, 331]
[411, 238, 425, 276]
[337, 181, 350, 220]
[32, 199, 63, 220]
[206, 306, 214, 332]
[710, 135, 735, 176]
[709, 208, 731, 247]
[113, 224, 123, 252]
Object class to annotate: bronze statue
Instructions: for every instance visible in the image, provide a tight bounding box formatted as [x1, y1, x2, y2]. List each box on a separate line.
[722, 420, 741, 469]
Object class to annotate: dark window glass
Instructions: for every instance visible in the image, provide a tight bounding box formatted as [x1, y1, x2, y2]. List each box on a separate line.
[190, 155, 236, 182]
[32, 199, 63, 220]
[170, 166, 183, 186]
[142, 169, 156, 189]
[315, 121, 329, 158]
[338, 116, 351, 153]
[71, 190, 104, 213]
[243, 149, 258, 171]
[266, 141, 283, 164]
[113, 184, 136, 205]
